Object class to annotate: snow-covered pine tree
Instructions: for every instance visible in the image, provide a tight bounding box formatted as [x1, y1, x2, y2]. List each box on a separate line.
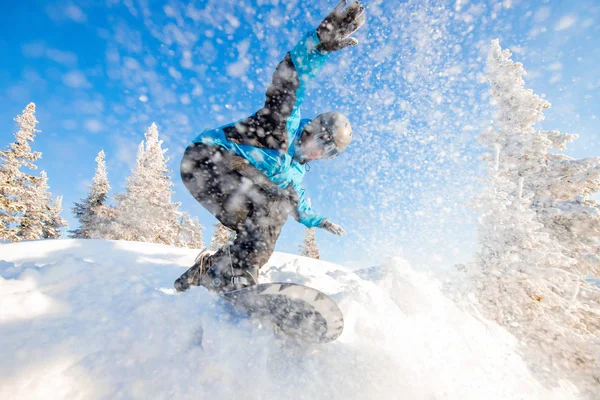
[474, 39, 600, 396]
[486, 39, 600, 277]
[0, 103, 41, 241]
[18, 171, 66, 240]
[175, 214, 204, 249]
[44, 195, 67, 239]
[210, 222, 235, 251]
[16, 170, 48, 241]
[111, 123, 182, 244]
[300, 228, 320, 259]
[70, 150, 111, 239]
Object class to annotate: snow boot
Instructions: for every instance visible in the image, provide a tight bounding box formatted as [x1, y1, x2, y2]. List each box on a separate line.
[174, 250, 213, 292]
[199, 264, 259, 294]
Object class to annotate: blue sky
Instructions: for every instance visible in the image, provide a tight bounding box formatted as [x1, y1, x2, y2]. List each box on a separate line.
[1, 0, 598, 268]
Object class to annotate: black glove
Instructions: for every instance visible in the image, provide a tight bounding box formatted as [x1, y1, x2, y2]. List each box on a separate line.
[316, 0, 366, 53]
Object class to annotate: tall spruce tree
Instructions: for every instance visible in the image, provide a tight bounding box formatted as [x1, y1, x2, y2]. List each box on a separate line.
[111, 123, 182, 244]
[210, 222, 234, 251]
[300, 228, 320, 259]
[16, 170, 66, 240]
[70, 150, 111, 239]
[17, 170, 49, 241]
[0, 103, 41, 241]
[474, 39, 600, 395]
[175, 214, 204, 249]
[44, 195, 67, 239]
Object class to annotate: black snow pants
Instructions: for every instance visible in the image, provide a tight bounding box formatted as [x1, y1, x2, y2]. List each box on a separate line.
[180, 143, 294, 285]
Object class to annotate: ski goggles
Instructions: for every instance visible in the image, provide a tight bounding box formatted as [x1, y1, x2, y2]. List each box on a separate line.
[314, 128, 340, 159]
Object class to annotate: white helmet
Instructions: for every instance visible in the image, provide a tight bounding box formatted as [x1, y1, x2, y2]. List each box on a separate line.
[303, 112, 353, 159]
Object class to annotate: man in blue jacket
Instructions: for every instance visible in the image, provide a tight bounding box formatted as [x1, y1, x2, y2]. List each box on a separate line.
[175, 0, 366, 293]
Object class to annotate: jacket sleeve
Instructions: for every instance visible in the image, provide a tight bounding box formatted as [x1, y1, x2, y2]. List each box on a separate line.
[223, 30, 330, 151]
[290, 181, 325, 228]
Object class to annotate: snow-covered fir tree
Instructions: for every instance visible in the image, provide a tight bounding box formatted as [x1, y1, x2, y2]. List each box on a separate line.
[43, 195, 67, 239]
[70, 150, 112, 239]
[16, 170, 49, 241]
[300, 228, 320, 259]
[0, 103, 42, 241]
[175, 214, 204, 249]
[110, 123, 182, 245]
[473, 39, 600, 396]
[210, 222, 235, 251]
[0, 103, 66, 242]
[485, 39, 600, 276]
[17, 171, 66, 240]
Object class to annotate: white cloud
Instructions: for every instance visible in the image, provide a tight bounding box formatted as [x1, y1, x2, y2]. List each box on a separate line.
[84, 119, 103, 133]
[46, 49, 78, 66]
[236, 39, 251, 57]
[555, 15, 577, 31]
[533, 7, 551, 23]
[62, 70, 92, 88]
[139, 95, 149, 102]
[180, 94, 191, 105]
[181, 51, 193, 69]
[454, 0, 469, 12]
[113, 22, 142, 53]
[168, 66, 182, 80]
[161, 23, 198, 47]
[46, 3, 87, 23]
[65, 5, 87, 23]
[175, 113, 190, 126]
[124, 57, 141, 70]
[22, 42, 78, 66]
[225, 14, 241, 29]
[549, 73, 562, 84]
[547, 62, 562, 71]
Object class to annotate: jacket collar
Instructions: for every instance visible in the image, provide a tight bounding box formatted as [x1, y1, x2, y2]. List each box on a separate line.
[289, 118, 311, 159]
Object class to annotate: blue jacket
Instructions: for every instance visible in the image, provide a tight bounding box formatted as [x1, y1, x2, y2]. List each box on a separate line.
[192, 30, 329, 228]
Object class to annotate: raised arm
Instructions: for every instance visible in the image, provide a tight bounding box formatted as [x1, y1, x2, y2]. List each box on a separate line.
[223, 1, 365, 151]
[223, 31, 328, 151]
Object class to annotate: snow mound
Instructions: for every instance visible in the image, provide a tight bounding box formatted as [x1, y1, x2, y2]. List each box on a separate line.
[0, 240, 578, 399]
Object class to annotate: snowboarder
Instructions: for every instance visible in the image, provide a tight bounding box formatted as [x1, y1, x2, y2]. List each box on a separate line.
[175, 0, 366, 293]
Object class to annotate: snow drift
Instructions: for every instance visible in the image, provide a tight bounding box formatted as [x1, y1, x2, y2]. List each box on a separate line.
[0, 239, 578, 399]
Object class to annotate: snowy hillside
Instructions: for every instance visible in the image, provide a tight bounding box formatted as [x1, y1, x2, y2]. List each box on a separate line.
[0, 240, 578, 400]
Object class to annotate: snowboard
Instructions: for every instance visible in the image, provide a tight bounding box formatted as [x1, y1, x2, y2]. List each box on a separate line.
[221, 282, 344, 343]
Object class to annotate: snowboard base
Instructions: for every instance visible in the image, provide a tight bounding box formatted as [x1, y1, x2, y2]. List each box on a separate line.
[221, 282, 344, 343]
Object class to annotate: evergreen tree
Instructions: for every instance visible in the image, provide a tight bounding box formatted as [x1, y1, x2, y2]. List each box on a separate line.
[70, 150, 111, 239]
[175, 214, 204, 249]
[300, 228, 320, 259]
[16, 170, 66, 240]
[473, 39, 600, 395]
[44, 195, 67, 239]
[0, 103, 41, 241]
[210, 222, 234, 251]
[111, 123, 182, 244]
[17, 170, 49, 241]
[485, 39, 600, 276]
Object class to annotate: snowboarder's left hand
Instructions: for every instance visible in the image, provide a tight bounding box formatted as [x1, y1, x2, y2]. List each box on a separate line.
[316, 0, 366, 53]
[320, 219, 346, 236]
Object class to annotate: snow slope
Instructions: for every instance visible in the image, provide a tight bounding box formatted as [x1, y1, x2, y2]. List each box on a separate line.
[0, 239, 578, 400]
